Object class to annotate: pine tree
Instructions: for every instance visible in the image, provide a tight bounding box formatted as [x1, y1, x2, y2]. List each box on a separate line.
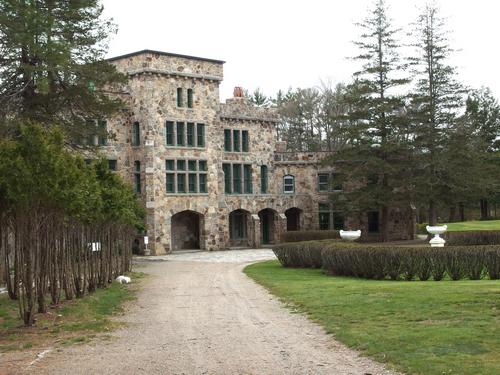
[0, 0, 126, 141]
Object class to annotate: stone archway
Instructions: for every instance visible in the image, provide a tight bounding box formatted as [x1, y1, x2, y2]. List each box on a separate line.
[171, 210, 204, 251]
[285, 207, 302, 231]
[258, 208, 278, 245]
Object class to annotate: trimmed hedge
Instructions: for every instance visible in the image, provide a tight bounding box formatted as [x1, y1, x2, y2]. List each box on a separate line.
[445, 230, 500, 246]
[281, 230, 340, 243]
[272, 241, 500, 281]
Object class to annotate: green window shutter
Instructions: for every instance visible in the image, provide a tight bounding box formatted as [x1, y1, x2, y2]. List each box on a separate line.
[199, 174, 207, 193]
[224, 129, 232, 151]
[197, 123, 205, 147]
[233, 164, 241, 194]
[187, 89, 193, 108]
[242, 130, 249, 152]
[177, 173, 186, 193]
[243, 164, 252, 194]
[166, 173, 175, 193]
[223, 163, 231, 194]
[177, 88, 183, 107]
[187, 122, 195, 146]
[176, 122, 185, 146]
[233, 130, 240, 152]
[188, 173, 197, 193]
[260, 165, 268, 194]
[165, 121, 174, 146]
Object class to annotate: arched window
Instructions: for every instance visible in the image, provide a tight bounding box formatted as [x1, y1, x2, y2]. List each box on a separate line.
[283, 175, 295, 193]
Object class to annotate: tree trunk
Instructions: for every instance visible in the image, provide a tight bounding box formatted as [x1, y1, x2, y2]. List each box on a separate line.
[480, 199, 489, 220]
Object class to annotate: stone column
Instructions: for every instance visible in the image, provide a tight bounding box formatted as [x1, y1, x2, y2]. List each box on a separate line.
[252, 214, 261, 248]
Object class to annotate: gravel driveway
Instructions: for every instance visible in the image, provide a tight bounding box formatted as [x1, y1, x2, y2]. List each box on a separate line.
[4, 249, 397, 375]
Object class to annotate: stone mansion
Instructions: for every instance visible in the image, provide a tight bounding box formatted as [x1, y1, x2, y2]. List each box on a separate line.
[100, 49, 414, 254]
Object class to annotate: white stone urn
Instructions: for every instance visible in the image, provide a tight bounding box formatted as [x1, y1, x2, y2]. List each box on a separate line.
[426, 225, 447, 247]
[340, 230, 361, 241]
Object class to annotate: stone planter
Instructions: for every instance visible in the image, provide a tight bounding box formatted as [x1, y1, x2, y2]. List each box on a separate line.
[426, 225, 447, 247]
[340, 230, 361, 241]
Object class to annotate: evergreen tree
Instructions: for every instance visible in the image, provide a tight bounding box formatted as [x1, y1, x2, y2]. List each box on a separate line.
[0, 0, 126, 141]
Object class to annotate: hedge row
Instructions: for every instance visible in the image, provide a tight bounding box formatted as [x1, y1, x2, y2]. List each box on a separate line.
[273, 242, 500, 281]
[280, 230, 340, 243]
[444, 230, 500, 246]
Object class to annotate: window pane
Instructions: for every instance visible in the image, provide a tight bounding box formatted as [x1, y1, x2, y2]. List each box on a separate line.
[166, 160, 174, 171]
[98, 120, 107, 146]
[244, 165, 252, 194]
[166, 173, 175, 193]
[177, 173, 186, 193]
[177, 160, 185, 170]
[134, 161, 141, 172]
[188, 160, 196, 171]
[242, 130, 249, 152]
[224, 129, 231, 151]
[260, 165, 268, 194]
[197, 123, 205, 147]
[165, 121, 174, 146]
[233, 130, 240, 152]
[133, 122, 140, 146]
[177, 87, 183, 107]
[199, 174, 207, 193]
[134, 173, 141, 194]
[108, 159, 117, 171]
[233, 164, 241, 194]
[187, 122, 195, 146]
[318, 203, 330, 212]
[318, 174, 329, 192]
[319, 212, 330, 230]
[223, 163, 231, 194]
[187, 88, 193, 108]
[188, 173, 197, 193]
[176, 122, 185, 146]
[284, 175, 294, 193]
[199, 160, 207, 171]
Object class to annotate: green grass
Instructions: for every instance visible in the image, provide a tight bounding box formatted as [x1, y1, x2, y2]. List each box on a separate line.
[244, 261, 500, 375]
[443, 220, 500, 232]
[0, 271, 145, 352]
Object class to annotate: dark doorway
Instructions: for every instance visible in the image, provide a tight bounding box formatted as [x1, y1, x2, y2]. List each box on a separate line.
[367, 211, 380, 233]
[171, 210, 203, 250]
[259, 208, 277, 245]
[285, 207, 301, 231]
[229, 209, 251, 247]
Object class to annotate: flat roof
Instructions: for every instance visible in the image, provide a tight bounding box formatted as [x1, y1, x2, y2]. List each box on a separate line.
[107, 49, 225, 64]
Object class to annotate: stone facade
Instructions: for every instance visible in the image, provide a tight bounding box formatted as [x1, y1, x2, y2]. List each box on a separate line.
[102, 50, 415, 254]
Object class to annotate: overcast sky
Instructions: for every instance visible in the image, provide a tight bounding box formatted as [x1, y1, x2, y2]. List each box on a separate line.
[102, 0, 500, 102]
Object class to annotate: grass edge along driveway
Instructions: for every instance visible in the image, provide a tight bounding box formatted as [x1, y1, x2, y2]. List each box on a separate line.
[244, 260, 500, 375]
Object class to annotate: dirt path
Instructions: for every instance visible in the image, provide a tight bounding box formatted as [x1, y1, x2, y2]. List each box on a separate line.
[3, 251, 397, 375]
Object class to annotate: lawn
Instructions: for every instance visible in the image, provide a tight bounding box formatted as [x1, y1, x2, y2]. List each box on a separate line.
[0, 272, 145, 352]
[244, 261, 500, 375]
[443, 220, 500, 232]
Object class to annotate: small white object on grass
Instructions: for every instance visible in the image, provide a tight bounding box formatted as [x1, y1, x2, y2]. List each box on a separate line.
[116, 275, 131, 284]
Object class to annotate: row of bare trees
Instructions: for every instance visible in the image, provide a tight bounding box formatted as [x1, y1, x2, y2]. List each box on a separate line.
[0, 124, 144, 326]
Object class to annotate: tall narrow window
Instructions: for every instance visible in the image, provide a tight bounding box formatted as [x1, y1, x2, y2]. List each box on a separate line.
[368, 211, 380, 232]
[166, 173, 175, 193]
[260, 165, 268, 194]
[224, 129, 232, 151]
[243, 165, 252, 194]
[98, 120, 107, 146]
[197, 123, 205, 147]
[188, 173, 197, 193]
[177, 88, 183, 107]
[165, 121, 174, 146]
[176, 122, 185, 146]
[242, 130, 249, 152]
[132, 122, 140, 146]
[319, 203, 330, 230]
[199, 174, 207, 193]
[187, 88, 193, 108]
[134, 161, 141, 194]
[223, 163, 232, 194]
[283, 175, 295, 193]
[233, 130, 240, 152]
[177, 173, 186, 193]
[233, 164, 241, 193]
[187, 122, 195, 147]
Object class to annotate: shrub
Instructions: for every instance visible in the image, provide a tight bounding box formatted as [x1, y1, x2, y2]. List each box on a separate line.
[273, 241, 331, 268]
[281, 230, 340, 243]
[445, 231, 500, 246]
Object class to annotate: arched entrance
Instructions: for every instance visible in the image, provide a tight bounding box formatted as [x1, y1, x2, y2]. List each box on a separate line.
[229, 209, 251, 247]
[285, 207, 302, 231]
[171, 210, 204, 251]
[258, 208, 278, 245]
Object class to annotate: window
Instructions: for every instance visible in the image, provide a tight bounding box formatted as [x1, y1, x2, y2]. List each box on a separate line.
[97, 120, 107, 146]
[260, 165, 268, 194]
[233, 164, 241, 194]
[176, 122, 185, 146]
[244, 165, 252, 194]
[132, 121, 141, 146]
[223, 163, 253, 194]
[223, 163, 232, 194]
[134, 161, 141, 194]
[317, 172, 343, 192]
[187, 88, 193, 108]
[242, 130, 249, 152]
[197, 123, 205, 147]
[233, 130, 240, 152]
[165, 121, 174, 146]
[108, 159, 117, 171]
[187, 122, 195, 147]
[224, 129, 231, 151]
[177, 88, 183, 107]
[319, 203, 344, 230]
[165, 159, 208, 194]
[318, 174, 329, 192]
[283, 175, 295, 193]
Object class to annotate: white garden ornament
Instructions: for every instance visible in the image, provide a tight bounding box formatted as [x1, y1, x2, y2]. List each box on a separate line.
[426, 225, 447, 247]
[116, 275, 131, 284]
[340, 230, 361, 241]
